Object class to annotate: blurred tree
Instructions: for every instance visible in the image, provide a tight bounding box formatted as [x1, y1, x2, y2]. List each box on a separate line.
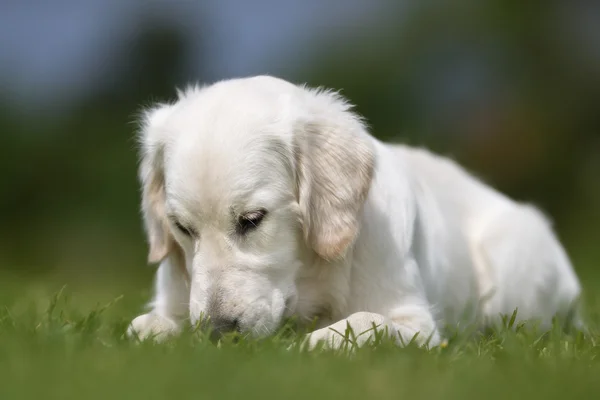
[304, 0, 599, 224]
[0, 14, 208, 274]
[0, 1, 597, 278]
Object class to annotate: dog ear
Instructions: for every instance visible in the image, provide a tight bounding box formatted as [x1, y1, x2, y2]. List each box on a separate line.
[138, 103, 176, 263]
[294, 88, 375, 261]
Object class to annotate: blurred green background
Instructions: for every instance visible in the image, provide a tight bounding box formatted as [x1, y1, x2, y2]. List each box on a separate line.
[1, 1, 598, 297]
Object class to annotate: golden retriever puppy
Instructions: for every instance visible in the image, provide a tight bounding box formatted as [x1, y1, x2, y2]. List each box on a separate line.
[128, 76, 582, 349]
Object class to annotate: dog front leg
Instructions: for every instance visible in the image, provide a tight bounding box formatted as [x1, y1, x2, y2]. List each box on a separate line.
[303, 307, 442, 351]
[127, 253, 190, 342]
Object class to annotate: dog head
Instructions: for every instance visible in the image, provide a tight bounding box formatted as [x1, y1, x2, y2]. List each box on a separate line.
[138, 76, 374, 337]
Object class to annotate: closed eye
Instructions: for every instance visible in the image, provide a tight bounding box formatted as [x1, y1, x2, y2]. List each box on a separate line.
[171, 219, 194, 237]
[237, 209, 267, 235]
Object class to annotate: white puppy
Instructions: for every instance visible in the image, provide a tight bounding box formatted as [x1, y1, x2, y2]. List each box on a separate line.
[128, 76, 582, 349]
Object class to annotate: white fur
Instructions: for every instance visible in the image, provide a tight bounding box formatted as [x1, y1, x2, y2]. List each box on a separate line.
[128, 76, 582, 349]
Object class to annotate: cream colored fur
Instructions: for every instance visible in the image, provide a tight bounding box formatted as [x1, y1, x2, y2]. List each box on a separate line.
[128, 76, 582, 349]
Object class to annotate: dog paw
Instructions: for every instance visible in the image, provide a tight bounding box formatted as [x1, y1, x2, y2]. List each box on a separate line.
[126, 313, 180, 342]
[301, 327, 357, 351]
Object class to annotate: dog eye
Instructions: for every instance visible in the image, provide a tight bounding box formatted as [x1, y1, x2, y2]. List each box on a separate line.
[237, 209, 267, 235]
[174, 221, 193, 237]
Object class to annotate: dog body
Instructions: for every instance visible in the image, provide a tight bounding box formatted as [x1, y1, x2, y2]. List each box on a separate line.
[129, 76, 581, 348]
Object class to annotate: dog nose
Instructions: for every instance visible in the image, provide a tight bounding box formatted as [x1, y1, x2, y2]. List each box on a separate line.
[209, 317, 240, 341]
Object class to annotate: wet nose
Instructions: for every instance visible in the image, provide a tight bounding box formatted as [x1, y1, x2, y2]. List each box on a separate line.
[209, 317, 240, 342]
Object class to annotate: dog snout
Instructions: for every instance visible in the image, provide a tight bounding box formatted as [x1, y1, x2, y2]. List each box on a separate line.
[209, 316, 241, 341]
[204, 291, 243, 339]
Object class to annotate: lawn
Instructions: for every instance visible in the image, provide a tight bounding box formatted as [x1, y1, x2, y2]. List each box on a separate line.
[1, 253, 599, 400]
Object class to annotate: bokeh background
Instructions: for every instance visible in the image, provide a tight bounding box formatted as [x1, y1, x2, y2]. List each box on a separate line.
[1, 1, 598, 305]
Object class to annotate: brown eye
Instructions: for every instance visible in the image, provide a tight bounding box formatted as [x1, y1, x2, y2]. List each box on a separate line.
[174, 221, 192, 237]
[237, 209, 267, 235]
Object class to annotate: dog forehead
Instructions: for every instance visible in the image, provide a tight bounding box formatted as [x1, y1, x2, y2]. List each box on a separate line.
[169, 80, 297, 150]
[162, 78, 298, 216]
[165, 125, 294, 219]
[168, 105, 293, 176]
[182, 76, 297, 124]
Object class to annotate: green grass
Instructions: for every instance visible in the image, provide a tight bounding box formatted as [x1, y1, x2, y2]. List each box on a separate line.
[0, 271, 599, 400]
